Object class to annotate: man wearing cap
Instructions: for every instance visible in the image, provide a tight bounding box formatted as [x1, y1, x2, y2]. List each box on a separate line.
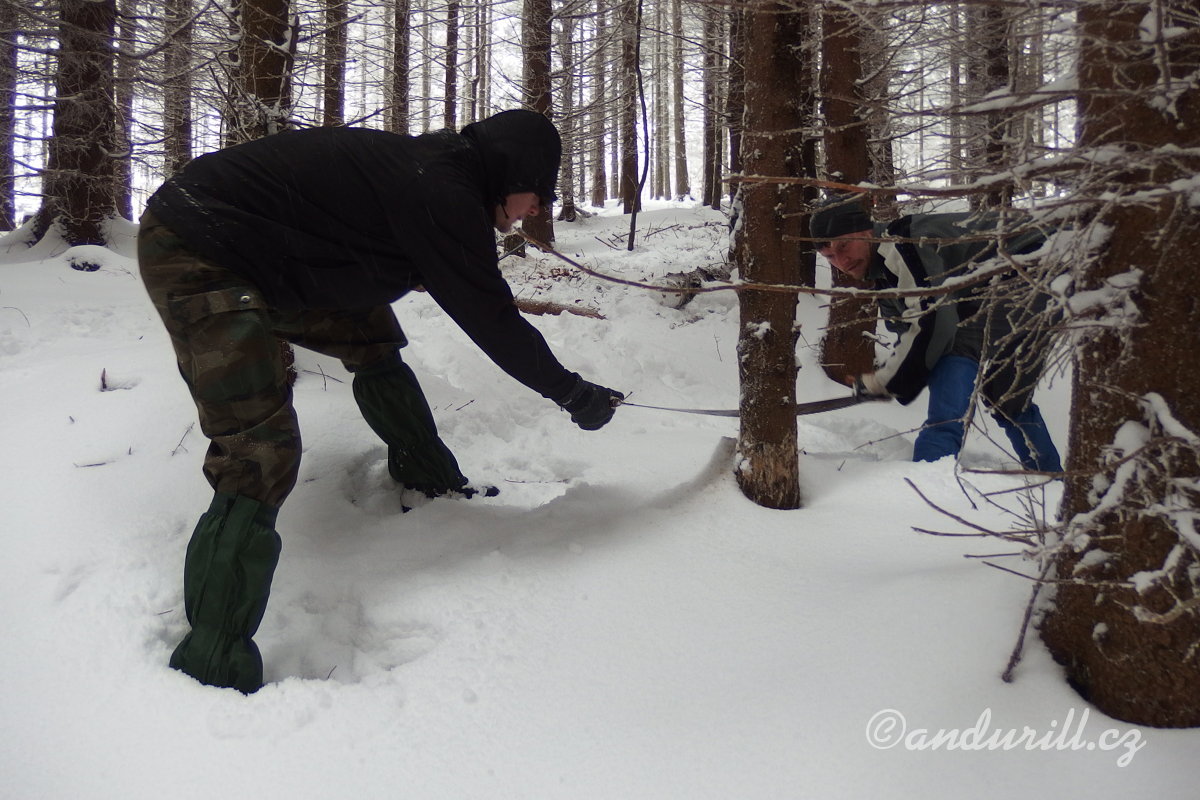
[138, 109, 624, 692]
[810, 196, 1062, 473]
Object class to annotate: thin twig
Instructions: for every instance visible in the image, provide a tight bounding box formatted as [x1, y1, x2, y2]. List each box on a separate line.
[1, 306, 31, 326]
[911, 527, 1003, 538]
[1002, 562, 1052, 683]
[171, 422, 195, 456]
[299, 365, 344, 389]
[904, 477, 996, 535]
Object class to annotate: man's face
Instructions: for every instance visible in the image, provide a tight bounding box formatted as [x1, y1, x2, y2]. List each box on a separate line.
[493, 192, 542, 233]
[818, 231, 874, 282]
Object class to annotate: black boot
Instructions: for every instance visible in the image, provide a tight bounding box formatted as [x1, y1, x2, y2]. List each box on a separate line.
[170, 493, 281, 693]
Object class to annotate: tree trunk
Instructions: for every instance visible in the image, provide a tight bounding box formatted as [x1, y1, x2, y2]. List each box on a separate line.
[701, 4, 720, 209]
[163, 0, 194, 175]
[817, 4, 877, 381]
[948, 4, 964, 184]
[472, 0, 491, 118]
[0, 0, 19, 229]
[733, 0, 811, 511]
[652, 0, 668, 200]
[387, 0, 410, 133]
[670, 0, 689, 200]
[589, 0, 608, 207]
[33, 0, 118, 246]
[419, 0, 432, 130]
[557, 14, 578, 222]
[965, 2, 1012, 209]
[323, 0, 348, 127]
[111, 0, 137, 221]
[225, 0, 296, 145]
[521, 0, 555, 242]
[1039, 0, 1200, 728]
[862, 20, 896, 217]
[725, 5, 743, 207]
[619, 0, 640, 215]
[443, 0, 459, 129]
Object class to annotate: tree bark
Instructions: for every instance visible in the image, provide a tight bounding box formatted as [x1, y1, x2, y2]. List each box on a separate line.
[725, 5, 743, 207]
[618, 0, 639, 215]
[387, 0, 410, 133]
[1039, 0, 1200, 727]
[0, 0, 19, 229]
[443, 0, 460, 129]
[323, 0, 348, 127]
[700, 4, 720, 209]
[670, 0, 689, 200]
[224, 0, 295, 146]
[112, 0, 137, 221]
[732, 0, 811, 510]
[163, 0, 194, 175]
[817, 4, 876, 381]
[556, 14, 578, 222]
[419, 0, 432, 130]
[33, 0, 118, 246]
[521, 0, 555, 242]
[653, 0, 670, 200]
[471, 0, 491, 118]
[965, 3, 1012, 209]
[589, 0, 608, 207]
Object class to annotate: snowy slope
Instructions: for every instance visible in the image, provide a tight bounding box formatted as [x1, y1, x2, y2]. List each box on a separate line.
[1, 203, 1196, 799]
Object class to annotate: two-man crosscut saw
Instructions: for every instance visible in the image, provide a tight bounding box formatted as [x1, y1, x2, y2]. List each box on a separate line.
[617, 393, 874, 418]
[509, 230, 883, 419]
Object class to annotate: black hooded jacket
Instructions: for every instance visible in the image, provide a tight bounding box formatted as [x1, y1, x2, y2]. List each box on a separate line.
[146, 110, 576, 402]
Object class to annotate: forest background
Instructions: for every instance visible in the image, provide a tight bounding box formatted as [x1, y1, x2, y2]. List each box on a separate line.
[3, 0, 1200, 732]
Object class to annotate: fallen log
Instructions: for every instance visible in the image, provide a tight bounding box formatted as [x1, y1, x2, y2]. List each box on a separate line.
[514, 297, 605, 319]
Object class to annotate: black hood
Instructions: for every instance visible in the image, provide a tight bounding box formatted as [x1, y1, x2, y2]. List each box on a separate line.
[461, 109, 561, 206]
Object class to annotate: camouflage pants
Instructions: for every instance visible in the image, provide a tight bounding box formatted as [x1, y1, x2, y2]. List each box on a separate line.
[138, 210, 430, 509]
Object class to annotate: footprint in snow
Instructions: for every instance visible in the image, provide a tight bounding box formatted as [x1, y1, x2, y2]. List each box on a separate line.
[340, 448, 413, 516]
[264, 591, 440, 685]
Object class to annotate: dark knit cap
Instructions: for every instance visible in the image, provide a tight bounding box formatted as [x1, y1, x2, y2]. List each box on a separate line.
[461, 109, 562, 207]
[809, 196, 873, 246]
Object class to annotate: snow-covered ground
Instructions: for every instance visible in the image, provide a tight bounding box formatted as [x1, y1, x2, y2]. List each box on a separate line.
[1, 202, 1195, 798]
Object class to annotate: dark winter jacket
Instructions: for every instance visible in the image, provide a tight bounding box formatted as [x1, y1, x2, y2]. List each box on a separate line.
[145, 110, 576, 402]
[866, 212, 1048, 404]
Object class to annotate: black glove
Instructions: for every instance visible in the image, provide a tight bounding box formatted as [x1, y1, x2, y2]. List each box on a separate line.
[557, 377, 625, 430]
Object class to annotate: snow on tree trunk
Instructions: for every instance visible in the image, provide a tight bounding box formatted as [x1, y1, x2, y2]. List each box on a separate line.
[224, 0, 296, 145]
[1039, 0, 1200, 727]
[732, 0, 811, 511]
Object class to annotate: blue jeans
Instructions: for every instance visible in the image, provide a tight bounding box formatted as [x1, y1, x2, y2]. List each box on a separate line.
[913, 355, 1062, 471]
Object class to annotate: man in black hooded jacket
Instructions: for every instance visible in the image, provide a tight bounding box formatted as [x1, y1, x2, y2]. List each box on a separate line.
[138, 109, 623, 692]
